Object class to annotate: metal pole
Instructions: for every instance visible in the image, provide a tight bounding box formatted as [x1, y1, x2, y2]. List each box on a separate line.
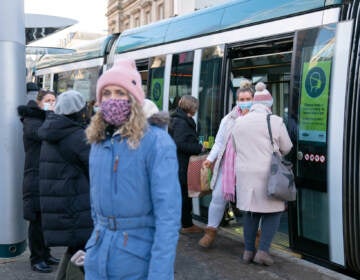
[0, 0, 27, 257]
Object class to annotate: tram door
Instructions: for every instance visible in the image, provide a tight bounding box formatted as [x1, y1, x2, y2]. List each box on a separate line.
[227, 21, 352, 266]
[288, 22, 351, 265]
[227, 37, 293, 247]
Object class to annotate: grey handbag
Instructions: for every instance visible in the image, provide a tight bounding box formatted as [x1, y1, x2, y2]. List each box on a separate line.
[266, 114, 296, 201]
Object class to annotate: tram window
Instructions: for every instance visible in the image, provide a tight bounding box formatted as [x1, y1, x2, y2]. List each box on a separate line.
[148, 56, 166, 109]
[136, 61, 149, 97]
[292, 24, 335, 186]
[169, 51, 194, 114]
[73, 68, 98, 101]
[56, 67, 99, 101]
[43, 74, 51, 90]
[197, 46, 224, 141]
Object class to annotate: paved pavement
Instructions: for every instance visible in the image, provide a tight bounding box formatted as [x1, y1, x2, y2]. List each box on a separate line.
[0, 227, 356, 280]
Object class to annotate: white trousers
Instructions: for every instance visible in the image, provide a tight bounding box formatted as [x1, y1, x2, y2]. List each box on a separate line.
[207, 170, 228, 228]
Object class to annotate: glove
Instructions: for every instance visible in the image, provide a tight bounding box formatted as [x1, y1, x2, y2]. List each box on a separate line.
[70, 250, 86, 266]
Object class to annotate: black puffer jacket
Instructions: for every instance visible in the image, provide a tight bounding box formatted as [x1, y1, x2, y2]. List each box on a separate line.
[169, 108, 203, 187]
[38, 113, 92, 248]
[17, 101, 46, 221]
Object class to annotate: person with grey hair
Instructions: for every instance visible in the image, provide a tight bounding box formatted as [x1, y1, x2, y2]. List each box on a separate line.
[38, 90, 92, 280]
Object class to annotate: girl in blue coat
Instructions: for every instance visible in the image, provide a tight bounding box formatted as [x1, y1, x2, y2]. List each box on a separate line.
[84, 59, 181, 279]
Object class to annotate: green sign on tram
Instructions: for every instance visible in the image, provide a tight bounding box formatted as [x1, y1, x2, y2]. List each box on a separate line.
[299, 61, 331, 143]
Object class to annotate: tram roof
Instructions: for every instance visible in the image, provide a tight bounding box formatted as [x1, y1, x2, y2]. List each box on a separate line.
[34, 35, 115, 69]
[115, 0, 343, 54]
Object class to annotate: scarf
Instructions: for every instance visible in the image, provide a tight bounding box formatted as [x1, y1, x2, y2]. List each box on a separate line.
[221, 107, 243, 202]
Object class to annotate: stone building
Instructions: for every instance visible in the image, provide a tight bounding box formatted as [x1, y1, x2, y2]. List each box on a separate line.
[107, 0, 228, 34]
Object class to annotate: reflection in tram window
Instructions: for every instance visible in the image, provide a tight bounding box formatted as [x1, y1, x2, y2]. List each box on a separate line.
[53, 67, 98, 101]
[197, 46, 224, 140]
[169, 51, 194, 115]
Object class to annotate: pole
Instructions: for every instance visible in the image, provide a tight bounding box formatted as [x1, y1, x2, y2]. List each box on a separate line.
[0, 0, 27, 257]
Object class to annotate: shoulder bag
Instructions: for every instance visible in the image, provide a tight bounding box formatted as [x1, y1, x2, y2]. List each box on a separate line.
[266, 114, 296, 201]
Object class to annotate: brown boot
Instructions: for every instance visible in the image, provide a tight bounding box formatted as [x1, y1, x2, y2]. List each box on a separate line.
[253, 250, 274, 266]
[180, 225, 203, 234]
[198, 227, 217, 248]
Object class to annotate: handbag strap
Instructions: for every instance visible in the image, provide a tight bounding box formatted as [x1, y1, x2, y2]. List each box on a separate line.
[266, 114, 275, 150]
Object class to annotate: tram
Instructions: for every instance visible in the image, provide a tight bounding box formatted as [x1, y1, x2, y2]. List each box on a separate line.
[33, 0, 360, 276]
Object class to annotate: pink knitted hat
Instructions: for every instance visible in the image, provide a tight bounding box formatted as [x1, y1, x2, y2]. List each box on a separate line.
[96, 59, 145, 105]
[253, 82, 273, 107]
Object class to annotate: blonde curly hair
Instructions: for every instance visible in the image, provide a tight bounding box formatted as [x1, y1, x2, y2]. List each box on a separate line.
[86, 95, 147, 149]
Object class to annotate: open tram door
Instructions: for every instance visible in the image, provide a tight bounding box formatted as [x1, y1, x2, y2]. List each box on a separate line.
[225, 36, 293, 247]
[225, 20, 353, 269]
[288, 21, 352, 268]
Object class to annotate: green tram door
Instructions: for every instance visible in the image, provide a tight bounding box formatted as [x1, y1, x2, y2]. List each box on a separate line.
[288, 22, 352, 266]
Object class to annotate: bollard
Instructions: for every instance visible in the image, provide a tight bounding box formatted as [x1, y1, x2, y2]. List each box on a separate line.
[0, 0, 27, 258]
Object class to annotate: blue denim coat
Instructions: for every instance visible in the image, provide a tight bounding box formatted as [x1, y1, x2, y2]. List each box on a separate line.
[85, 125, 181, 280]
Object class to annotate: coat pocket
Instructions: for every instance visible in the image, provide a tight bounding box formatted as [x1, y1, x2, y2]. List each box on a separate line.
[115, 230, 153, 261]
[85, 228, 101, 251]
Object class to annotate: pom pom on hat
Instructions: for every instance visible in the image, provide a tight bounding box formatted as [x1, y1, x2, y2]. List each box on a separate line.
[96, 59, 145, 105]
[54, 90, 86, 115]
[253, 82, 273, 107]
[143, 99, 159, 119]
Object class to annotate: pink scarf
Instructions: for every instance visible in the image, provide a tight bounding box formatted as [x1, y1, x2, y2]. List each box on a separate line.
[221, 108, 243, 202]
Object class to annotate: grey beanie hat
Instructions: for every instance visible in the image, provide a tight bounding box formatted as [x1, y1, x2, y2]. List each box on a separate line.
[54, 90, 85, 115]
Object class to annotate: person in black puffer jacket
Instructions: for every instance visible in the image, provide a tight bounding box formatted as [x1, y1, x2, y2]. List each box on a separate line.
[168, 95, 205, 234]
[38, 90, 92, 280]
[17, 87, 58, 273]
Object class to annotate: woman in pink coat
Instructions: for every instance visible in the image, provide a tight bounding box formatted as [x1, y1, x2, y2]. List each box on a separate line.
[231, 82, 293, 266]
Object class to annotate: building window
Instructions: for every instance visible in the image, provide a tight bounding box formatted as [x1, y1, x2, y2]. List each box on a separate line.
[145, 10, 151, 24]
[134, 16, 140, 27]
[157, 4, 164, 20]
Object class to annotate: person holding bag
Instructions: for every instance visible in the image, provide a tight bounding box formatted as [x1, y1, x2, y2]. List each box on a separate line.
[169, 95, 205, 234]
[231, 82, 293, 265]
[198, 80, 254, 248]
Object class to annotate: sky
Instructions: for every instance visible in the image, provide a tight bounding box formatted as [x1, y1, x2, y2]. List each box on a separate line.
[24, 0, 108, 33]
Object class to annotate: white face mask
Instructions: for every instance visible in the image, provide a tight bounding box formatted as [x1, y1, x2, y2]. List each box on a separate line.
[43, 102, 51, 111]
[236, 101, 253, 111]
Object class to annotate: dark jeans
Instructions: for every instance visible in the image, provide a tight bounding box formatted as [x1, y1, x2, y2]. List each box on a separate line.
[180, 180, 193, 228]
[28, 212, 50, 265]
[243, 211, 282, 252]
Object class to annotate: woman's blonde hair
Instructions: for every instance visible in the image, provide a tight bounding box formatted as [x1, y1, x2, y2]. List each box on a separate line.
[236, 78, 254, 97]
[86, 94, 147, 149]
[178, 95, 198, 115]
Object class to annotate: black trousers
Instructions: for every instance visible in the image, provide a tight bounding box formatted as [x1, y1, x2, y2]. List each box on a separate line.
[28, 212, 50, 265]
[180, 179, 194, 228]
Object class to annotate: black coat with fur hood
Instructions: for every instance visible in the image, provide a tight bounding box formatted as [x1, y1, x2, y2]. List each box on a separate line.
[17, 100, 46, 221]
[38, 113, 92, 248]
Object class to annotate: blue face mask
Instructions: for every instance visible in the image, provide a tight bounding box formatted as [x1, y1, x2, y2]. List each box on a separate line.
[237, 101, 253, 111]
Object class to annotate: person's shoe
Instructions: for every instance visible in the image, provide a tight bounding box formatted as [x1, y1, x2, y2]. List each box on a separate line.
[32, 261, 53, 273]
[242, 250, 254, 264]
[180, 225, 203, 234]
[45, 256, 60, 265]
[253, 250, 274, 266]
[198, 227, 217, 248]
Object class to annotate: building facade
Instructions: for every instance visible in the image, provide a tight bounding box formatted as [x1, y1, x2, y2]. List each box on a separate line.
[107, 0, 228, 34]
